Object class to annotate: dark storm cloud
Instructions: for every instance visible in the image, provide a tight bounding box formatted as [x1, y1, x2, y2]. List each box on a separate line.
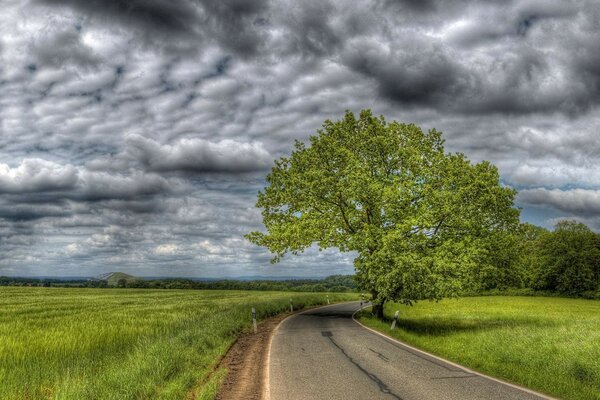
[277, 1, 342, 58]
[341, 36, 467, 107]
[36, 0, 201, 37]
[386, 0, 437, 13]
[35, 0, 270, 56]
[0, 203, 73, 222]
[199, 0, 270, 57]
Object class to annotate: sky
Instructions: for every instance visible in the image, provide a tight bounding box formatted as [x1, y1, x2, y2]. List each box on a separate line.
[1, 0, 599, 278]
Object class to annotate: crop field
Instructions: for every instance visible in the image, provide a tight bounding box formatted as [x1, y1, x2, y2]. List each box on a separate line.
[357, 296, 600, 400]
[0, 287, 357, 400]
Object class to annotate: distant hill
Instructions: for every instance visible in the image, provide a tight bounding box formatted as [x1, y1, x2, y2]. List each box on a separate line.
[93, 272, 138, 286]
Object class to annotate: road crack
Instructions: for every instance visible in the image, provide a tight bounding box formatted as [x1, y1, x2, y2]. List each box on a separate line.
[369, 348, 390, 362]
[321, 331, 403, 400]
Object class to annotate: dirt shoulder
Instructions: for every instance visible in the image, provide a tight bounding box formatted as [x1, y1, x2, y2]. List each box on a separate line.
[214, 312, 290, 400]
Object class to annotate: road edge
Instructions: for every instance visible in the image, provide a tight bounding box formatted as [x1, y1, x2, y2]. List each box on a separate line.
[351, 306, 557, 400]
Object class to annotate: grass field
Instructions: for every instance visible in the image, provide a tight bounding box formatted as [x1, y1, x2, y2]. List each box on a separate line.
[357, 296, 600, 400]
[0, 287, 357, 400]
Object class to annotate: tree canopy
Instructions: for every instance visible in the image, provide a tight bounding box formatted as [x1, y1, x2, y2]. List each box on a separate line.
[536, 221, 600, 294]
[247, 110, 520, 315]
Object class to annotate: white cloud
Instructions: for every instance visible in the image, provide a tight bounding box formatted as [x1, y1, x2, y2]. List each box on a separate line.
[154, 244, 181, 255]
[0, 159, 78, 193]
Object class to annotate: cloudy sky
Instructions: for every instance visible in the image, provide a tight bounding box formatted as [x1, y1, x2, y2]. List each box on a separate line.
[1, 0, 599, 278]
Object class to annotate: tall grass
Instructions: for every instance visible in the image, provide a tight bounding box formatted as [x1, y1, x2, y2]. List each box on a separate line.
[0, 287, 357, 399]
[357, 296, 600, 400]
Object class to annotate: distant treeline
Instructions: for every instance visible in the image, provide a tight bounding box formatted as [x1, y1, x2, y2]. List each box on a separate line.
[0, 274, 358, 292]
[475, 220, 600, 299]
[0, 277, 87, 287]
[3, 221, 599, 299]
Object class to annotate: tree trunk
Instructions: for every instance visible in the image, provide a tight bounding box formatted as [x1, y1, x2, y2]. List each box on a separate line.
[370, 290, 385, 319]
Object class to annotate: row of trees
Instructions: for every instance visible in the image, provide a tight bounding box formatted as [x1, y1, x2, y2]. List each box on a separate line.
[114, 274, 357, 291]
[0, 277, 87, 287]
[479, 220, 600, 295]
[0, 274, 358, 292]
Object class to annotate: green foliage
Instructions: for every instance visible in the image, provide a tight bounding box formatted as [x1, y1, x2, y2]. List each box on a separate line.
[536, 221, 600, 294]
[248, 109, 519, 306]
[475, 223, 548, 291]
[466, 220, 600, 296]
[475, 229, 524, 290]
[513, 223, 550, 288]
[357, 296, 600, 400]
[0, 287, 357, 399]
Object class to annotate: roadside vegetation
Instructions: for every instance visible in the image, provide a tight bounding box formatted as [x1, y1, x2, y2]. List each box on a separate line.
[0, 287, 356, 400]
[357, 296, 600, 400]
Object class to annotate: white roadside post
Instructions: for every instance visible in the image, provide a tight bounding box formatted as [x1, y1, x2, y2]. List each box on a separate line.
[289, 298, 293, 312]
[252, 307, 257, 333]
[390, 310, 400, 330]
[327, 295, 330, 305]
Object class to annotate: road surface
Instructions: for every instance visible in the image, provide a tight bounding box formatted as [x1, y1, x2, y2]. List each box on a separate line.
[268, 301, 550, 400]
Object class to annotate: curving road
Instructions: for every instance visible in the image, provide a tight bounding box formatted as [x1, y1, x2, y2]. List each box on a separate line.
[267, 301, 551, 400]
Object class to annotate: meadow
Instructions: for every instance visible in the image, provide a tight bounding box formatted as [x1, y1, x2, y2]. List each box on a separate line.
[357, 296, 600, 400]
[0, 287, 357, 400]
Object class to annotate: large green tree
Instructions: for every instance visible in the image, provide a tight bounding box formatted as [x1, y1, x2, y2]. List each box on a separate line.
[247, 110, 519, 317]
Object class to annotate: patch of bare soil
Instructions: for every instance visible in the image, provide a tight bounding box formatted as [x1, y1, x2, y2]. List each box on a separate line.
[214, 312, 290, 400]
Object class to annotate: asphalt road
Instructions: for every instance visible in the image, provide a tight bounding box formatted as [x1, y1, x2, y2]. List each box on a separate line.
[268, 301, 550, 400]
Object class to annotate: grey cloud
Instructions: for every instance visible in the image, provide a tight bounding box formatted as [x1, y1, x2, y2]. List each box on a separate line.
[0, 159, 174, 200]
[0, 202, 73, 222]
[127, 134, 273, 173]
[447, 0, 577, 46]
[518, 188, 600, 216]
[64, 224, 147, 259]
[342, 35, 589, 115]
[77, 171, 175, 201]
[341, 36, 467, 107]
[33, 30, 101, 68]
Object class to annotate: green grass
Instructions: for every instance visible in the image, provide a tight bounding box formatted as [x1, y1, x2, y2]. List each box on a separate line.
[357, 296, 600, 400]
[0, 287, 357, 399]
